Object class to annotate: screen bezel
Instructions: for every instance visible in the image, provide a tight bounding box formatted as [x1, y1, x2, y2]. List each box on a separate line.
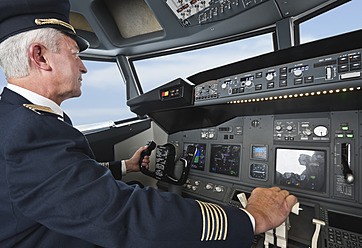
[209, 144, 241, 177]
[183, 142, 207, 171]
[250, 144, 268, 161]
[275, 147, 327, 193]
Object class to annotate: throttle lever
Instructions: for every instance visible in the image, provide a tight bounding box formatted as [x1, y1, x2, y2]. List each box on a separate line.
[341, 143, 354, 184]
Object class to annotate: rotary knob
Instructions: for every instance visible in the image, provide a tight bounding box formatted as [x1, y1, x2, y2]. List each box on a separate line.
[314, 126, 328, 137]
[287, 125, 293, 131]
[245, 80, 253, 88]
[275, 125, 282, 131]
[294, 69, 303, 77]
[266, 73, 274, 81]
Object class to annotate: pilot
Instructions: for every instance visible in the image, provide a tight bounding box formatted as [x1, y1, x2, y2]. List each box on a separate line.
[0, 0, 297, 247]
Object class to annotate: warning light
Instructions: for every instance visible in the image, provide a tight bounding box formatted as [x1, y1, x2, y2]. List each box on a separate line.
[162, 91, 169, 97]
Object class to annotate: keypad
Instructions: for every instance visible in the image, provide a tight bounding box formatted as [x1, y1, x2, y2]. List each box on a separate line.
[327, 228, 362, 248]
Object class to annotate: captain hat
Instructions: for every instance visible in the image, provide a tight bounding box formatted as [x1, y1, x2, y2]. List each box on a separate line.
[0, 0, 89, 52]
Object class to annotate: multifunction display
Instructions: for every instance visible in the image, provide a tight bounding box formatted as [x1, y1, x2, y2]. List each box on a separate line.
[275, 148, 326, 192]
[210, 144, 241, 176]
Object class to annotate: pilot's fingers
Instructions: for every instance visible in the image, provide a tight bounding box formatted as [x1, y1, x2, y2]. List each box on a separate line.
[286, 195, 298, 210]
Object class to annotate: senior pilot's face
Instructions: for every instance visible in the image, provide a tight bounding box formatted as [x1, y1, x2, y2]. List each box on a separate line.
[50, 34, 87, 104]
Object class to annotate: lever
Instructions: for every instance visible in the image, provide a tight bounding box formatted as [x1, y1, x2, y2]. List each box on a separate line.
[341, 143, 354, 184]
[311, 219, 325, 248]
[237, 193, 301, 248]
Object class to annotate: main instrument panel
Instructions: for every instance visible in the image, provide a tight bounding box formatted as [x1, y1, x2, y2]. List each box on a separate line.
[160, 33, 362, 248]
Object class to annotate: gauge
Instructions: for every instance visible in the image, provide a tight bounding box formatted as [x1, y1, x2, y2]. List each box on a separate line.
[249, 163, 267, 180]
[314, 125, 328, 137]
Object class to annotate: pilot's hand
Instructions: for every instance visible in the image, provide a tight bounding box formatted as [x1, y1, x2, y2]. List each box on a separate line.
[245, 187, 298, 234]
[124, 146, 150, 173]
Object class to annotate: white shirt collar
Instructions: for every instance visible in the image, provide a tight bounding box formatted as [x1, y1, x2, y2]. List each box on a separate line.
[7, 84, 64, 118]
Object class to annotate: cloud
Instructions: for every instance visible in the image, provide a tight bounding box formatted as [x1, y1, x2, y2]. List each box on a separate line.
[134, 34, 273, 92]
[82, 62, 125, 89]
[64, 106, 136, 126]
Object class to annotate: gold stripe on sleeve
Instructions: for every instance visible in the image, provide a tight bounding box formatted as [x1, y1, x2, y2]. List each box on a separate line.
[195, 200, 206, 241]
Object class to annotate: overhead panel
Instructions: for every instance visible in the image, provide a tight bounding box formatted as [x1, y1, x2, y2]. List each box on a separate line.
[166, 0, 268, 27]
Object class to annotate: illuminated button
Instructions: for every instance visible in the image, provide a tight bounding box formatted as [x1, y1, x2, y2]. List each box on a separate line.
[267, 82, 274, 88]
[162, 91, 169, 97]
[350, 54, 361, 62]
[256, 72, 263, 78]
[350, 62, 361, 71]
[304, 76, 314, 83]
[294, 78, 303, 85]
[338, 57, 348, 64]
[255, 84, 262, 90]
[279, 80, 287, 87]
[338, 64, 349, 72]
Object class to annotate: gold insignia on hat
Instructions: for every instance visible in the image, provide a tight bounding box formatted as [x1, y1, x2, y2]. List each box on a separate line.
[35, 18, 76, 34]
[196, 200, 228, 241]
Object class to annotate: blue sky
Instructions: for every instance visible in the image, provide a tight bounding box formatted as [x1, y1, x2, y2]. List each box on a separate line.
[1, 0, 361, 126]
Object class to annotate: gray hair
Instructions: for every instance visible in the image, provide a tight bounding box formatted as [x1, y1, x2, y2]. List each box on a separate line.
[0, 28, 63, 79]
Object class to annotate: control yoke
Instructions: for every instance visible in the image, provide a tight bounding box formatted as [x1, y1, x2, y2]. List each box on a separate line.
[139, 141, 197, 185]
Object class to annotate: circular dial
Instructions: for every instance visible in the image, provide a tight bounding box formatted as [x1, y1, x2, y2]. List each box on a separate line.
[314, 125, 328, 137]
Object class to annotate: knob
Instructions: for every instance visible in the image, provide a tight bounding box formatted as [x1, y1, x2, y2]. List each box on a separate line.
[215, 186, 223, 193]
[287, 125, 293, 131]
[205, 183, 213, 190]
[245, 80, 253, 87]
[314, 126, 328, 137]
[294, 69, 303, 77]
[266, 73, 274, 81]
[275, 125, 282, 131]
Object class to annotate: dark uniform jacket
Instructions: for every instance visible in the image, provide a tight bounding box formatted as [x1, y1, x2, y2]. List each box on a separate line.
[0, 87, 254, 248]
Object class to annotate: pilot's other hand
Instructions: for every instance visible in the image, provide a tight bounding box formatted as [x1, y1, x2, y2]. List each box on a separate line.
[245, 187, 297, 234]
[124, 146, 150, 173]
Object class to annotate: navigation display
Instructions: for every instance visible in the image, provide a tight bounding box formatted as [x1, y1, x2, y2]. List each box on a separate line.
[210, 144, 241, 177]
[183, 143, 206, 171]
[275, 148, 326, 192]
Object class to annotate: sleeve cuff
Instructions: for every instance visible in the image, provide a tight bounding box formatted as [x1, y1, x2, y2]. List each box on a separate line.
[240, 208, 255, 232]
[121, 160, 127, 176]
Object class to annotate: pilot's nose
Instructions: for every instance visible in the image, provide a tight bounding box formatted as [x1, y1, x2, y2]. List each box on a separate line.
[79, 59, 87, 74]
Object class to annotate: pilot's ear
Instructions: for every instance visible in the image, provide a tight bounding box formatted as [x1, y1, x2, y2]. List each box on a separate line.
[28, 43, 52, 71]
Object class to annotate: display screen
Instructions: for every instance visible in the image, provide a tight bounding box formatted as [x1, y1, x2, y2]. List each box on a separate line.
[251, 145, 268, 160]
[183, 143, 206, 171]
[210, 144, 241, 176]
[328, 211, 362, 234]
[275, 148, 326, 192]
